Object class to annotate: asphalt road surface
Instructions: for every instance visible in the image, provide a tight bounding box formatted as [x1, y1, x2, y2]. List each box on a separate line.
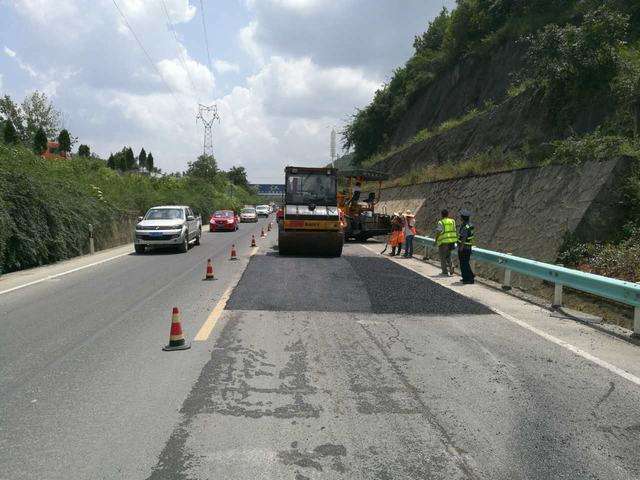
[2, 225, 640, 479]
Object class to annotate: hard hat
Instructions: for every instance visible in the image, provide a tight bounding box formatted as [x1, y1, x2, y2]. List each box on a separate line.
[404, 210, 414, 217]
[459, 208, 472, 217]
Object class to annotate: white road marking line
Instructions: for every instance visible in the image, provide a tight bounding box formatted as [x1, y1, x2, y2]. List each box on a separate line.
[492, 308, 640, 387]
[0, 250, 132, 296]
[360, 243, 640, 388]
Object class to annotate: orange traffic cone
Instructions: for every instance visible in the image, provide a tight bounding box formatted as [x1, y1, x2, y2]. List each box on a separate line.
[163, 307, 191, 351]
[230, 244, 238, 260]
[204, 258, 214, 280]
[251, 235, 257, 247]
[267, 222, 272, 232]
[260, 228, 266, 238]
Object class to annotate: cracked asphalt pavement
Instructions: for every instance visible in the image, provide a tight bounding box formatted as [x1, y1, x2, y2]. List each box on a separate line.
[146, 244, 640, 480]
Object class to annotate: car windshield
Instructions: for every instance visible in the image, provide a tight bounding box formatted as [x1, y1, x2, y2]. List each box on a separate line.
[241, 208, 256, 214]
[286, 173, 336, 206]
[214, 211, 234, 217]
[145, 208, 184, 220]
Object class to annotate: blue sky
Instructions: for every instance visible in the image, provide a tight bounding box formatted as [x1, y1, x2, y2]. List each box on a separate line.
[0, 0, 454, 183]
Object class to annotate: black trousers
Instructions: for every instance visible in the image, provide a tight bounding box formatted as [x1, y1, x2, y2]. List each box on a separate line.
[458, 248, 474, 283]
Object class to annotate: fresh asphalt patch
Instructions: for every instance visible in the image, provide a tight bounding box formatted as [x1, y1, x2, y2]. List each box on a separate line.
[226, 248, 490, 315]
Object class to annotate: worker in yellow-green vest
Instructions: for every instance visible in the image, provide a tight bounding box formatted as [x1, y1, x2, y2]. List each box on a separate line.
[458, 209, 475, 284]
[434, 209, 457, 276]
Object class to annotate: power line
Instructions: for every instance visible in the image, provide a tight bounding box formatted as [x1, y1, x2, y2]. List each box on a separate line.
[198, 0, 214, 77]
[159, 0, 199, 98]
[111, 0, 180, 104]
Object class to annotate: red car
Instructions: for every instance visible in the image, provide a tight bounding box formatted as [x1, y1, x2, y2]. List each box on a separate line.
[209, 210, 239, 231]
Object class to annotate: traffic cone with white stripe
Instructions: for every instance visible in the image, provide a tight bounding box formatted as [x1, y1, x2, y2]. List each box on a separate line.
[163, 307, 191, 351]
[204, 258, 214, 280]
[251, 235, 257, 247]
[261, 228, 266, 238]
[230, 244, 238, 260]
[267, 222, 272, 232]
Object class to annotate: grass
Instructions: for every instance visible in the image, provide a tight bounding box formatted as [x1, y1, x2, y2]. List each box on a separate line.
[361, 107, 487, 168]
[382, 147, 528, 188]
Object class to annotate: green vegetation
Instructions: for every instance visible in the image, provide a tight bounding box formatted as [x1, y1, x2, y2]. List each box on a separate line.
[361, 107, 486, 167]
[343, 1, 640, 166]
[0, 143, 257, 274]
[78, 144, 91, 157]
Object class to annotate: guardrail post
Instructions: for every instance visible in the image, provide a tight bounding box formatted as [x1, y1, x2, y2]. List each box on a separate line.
[502, 269, 512, 290]
[422, 243, 429, 261]
[634, 307, 640, 338]
[553, 283, 563, 308]
[88, 224, 95, 255]
[501, 253, 512, 290]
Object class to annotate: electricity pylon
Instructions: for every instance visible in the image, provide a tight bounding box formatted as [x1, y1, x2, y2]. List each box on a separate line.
[196, 104, 220, 157]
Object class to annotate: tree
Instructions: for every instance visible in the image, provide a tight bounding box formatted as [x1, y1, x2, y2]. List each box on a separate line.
[227, 166, 249, 188]
[21, 91, 61, 142]
[125, 147, 136, 170]
[33, 127, 48, 154]
[2, 120, 18, 144]
[147, 152, 154, 172]
[107, 153, 116, 169]
[414, 7, 450, 54]
[138, 148, 147, 170]
[78, 144, 91, 157]
[0, 95, 25, 140]
[57, 129, 71, 154]
[186, 154, 218, 182]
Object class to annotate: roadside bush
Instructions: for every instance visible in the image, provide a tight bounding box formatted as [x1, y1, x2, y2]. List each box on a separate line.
[0, 144, 257, 274]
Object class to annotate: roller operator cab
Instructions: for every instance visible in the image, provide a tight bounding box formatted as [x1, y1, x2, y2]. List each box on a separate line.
[278, 166, 344, 257]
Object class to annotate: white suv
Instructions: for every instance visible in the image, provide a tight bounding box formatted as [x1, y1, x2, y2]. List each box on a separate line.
[135, 206, 201, 254]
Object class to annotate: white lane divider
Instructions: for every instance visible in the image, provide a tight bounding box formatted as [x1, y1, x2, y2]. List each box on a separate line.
[492, 308, 640, 387]
[361, 243, 640, 388]
[0, 251, 132, 296]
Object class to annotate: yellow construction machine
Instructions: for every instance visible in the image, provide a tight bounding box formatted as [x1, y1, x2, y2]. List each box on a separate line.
[338, 169, 392, 242]
[278, 166, 344, 256]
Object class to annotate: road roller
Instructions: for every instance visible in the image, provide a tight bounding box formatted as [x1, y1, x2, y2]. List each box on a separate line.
[278, 166, 344, 257]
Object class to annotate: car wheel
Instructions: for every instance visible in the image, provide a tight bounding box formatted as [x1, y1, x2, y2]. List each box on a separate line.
[134, 244, 145, 254]
[179, 233, 189, 253]
[195, 232, 201, 246]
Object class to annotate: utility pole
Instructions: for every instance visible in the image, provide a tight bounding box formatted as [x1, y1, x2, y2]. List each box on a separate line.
[196, 104, 220, 157]
[330, 128, 337, 167]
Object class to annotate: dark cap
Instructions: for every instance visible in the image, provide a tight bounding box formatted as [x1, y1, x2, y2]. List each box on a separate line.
[459, 209, 472, 217]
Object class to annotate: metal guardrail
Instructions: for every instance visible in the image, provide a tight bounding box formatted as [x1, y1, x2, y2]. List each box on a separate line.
[414, 235, 640, 335]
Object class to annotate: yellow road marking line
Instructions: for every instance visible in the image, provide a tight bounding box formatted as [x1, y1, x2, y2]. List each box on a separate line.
[195, 285, 234, 341]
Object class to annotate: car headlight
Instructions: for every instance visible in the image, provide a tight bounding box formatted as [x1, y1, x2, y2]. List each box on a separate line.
[169, 224, 184, 230]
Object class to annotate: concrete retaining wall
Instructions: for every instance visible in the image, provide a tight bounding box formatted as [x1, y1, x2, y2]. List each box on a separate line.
[377, 158, 633, 286]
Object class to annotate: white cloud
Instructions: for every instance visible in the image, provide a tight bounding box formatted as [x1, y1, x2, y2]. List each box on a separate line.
[10, 0, 79, 25]
[214, 60, 240, 74]
[157, 55, 215, 96]
[119, 0, 196, 23]
[239, 21, 264, 64]
[248, 56, 380, 119]
[3, 0, 453, 183]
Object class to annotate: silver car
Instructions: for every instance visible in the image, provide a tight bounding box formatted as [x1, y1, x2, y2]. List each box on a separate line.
[240, 207, 258, 223]
[134, 205, 201, 254]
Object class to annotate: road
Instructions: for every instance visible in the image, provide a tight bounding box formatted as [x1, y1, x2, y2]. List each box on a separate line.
[2, 218, 640, 479]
